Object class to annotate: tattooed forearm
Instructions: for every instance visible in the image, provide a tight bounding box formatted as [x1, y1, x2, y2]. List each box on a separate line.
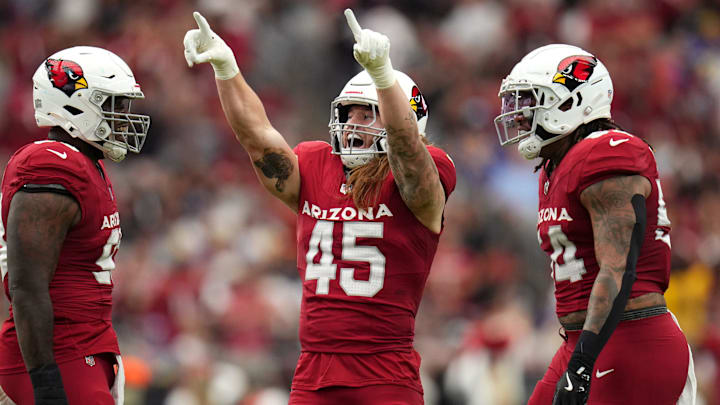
[253, 150, 293, 193]
[580, 175, 650, 334]
[388, 155, 439, 207]
[386, 110, 440, 205]
[584, 268, 621, 333]
[386, 111, 422, 160]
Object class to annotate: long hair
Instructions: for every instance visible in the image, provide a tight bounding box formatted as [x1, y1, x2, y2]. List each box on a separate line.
[346, 136, 431, 209]
[346, 155, 390, 210]
[535, 118, 626, 174]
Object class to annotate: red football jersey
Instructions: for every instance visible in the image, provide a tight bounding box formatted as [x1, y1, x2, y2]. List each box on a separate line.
[294, 141, 456, 353]
[537, 130, 672, 318]
[0, 140, 121, 374]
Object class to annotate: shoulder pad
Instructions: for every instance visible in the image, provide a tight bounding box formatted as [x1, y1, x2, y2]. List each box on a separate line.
[293, 141, 331, 156]
[7, 140, 90, 194]
[427, 145, 456, 197]
[568, 131, 655, 193]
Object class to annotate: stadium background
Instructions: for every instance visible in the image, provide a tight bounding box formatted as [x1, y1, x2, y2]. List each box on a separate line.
[1, 0, 719, 403]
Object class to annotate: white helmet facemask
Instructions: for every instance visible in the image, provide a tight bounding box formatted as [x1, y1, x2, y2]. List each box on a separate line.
[32, 46, 151, 162]
[329, 70, 428, 169]
[494, 44, 613, 160]
[330, 102, 387, 169]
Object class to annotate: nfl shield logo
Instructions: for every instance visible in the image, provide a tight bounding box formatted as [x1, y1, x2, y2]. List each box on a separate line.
[85, 356, 95, 367]
[544, 180, 550, 195]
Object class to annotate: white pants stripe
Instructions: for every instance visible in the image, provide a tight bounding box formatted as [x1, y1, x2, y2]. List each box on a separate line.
[670, 311, 697, 405]
[111, 354, 125, 405]
[0, 385, 17, 405]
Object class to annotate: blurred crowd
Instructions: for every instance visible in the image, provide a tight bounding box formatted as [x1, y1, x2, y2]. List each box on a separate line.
[2, 0, 720, 404]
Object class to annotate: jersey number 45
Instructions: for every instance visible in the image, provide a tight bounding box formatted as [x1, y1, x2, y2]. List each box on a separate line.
[304, 220, 385, 298]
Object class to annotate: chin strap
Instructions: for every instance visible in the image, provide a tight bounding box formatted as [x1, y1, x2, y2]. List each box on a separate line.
[518, 134, 543, 159]
[102, 142, 127, 162]
[518, 130, 573, 160]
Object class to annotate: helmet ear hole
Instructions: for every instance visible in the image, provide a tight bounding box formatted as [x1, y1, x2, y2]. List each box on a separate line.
[378, 138, 387, 152]
[32, 46, 150, 157]
[64, 105, 83, 115]
[558, 98, 573, 112]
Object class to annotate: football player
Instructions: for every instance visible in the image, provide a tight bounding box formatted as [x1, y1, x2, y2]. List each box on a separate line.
[495, 44, 696, 404]
[184, 9, 455, 405]
[0, 46, 150, 404]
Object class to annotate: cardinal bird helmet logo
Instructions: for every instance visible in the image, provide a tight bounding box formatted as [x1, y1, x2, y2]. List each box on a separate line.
[552, 55, 597, 91]
[409, 85, 427, 121]
[45, 58, 88, 97]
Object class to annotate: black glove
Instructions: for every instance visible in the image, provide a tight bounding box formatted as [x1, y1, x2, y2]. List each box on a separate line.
[29, 363, 69, 405]
[552, 352, 593, 405]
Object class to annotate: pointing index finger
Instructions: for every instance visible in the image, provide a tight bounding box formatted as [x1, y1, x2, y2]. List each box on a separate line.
[193, 11, 212, 35]
[344, 9, 362, 42]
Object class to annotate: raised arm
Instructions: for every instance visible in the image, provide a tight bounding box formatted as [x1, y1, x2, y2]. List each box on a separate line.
[184, 12, 300, 211]
[553, 174, 651, 404]
[7, 190, 79, 403]
[344, 9, 446, 233]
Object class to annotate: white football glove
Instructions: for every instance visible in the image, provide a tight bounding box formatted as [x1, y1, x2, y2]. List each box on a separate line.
[183, 11, 240, 80]
[344, 8, 395, 89]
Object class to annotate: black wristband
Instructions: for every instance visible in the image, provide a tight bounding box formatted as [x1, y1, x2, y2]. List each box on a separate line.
[574, 329, 602, 362]
[28, 363, 68, 404]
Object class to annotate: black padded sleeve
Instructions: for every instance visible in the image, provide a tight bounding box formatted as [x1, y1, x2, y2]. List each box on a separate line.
[575, 194, 646, 360]
[20, 183, 73, 197]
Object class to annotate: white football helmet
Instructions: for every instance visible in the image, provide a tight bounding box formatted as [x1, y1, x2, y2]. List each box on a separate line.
[494, 44, 613, 159]
[329, 70, 428, 169]
[32, 46, 150, 162]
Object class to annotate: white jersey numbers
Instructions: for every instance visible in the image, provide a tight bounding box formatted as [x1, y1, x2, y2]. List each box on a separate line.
[304, 220, 337, 294]
[655, 179, 671, 248]
[305, 220, 385, 297]
[0, 194, 7, 282]
[544, 178, 671, 283]
[339, 222, 385, 297]
[548, 225, 587, 282]
[1, 193, 123, 286]
[93, 227, 122, 285]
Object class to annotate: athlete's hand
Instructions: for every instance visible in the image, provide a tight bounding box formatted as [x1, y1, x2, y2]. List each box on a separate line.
[552, 355, 592, 405]
[344, 8, 395, 89]
[183, 11, 239, 80]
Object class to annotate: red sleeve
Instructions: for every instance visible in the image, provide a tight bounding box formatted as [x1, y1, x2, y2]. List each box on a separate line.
[576, 134, 655, 194]
[427, 145, 456, 199]
[294, 141, 333, 180]
[292, 143, 304, 156]
[7, 143, 89, 217]
[293, 141, 329, 158]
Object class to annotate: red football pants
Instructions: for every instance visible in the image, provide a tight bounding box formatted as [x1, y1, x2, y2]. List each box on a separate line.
[528, 312, 693, 405]
[290, 384, 424, 405]
[0, 353, 116, 405]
